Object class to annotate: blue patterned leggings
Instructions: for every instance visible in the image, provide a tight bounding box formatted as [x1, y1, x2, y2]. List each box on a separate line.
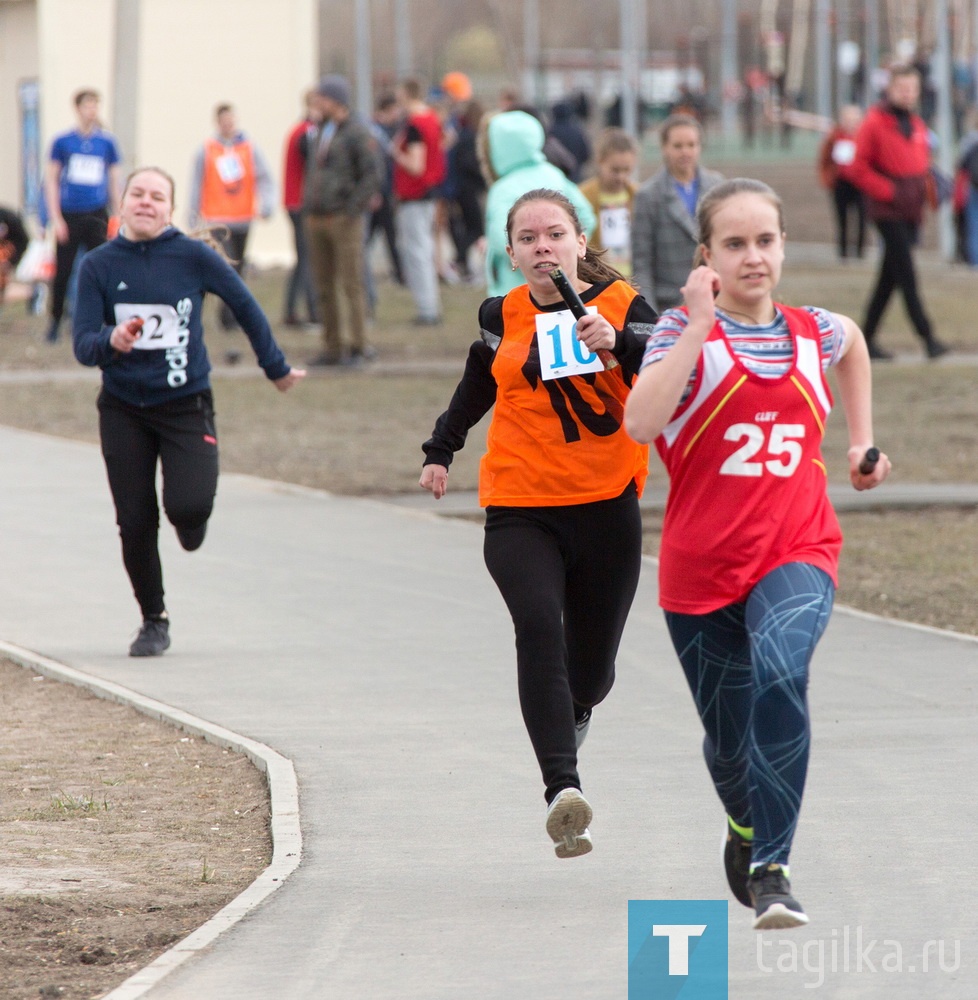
[665, 562, 835, 867]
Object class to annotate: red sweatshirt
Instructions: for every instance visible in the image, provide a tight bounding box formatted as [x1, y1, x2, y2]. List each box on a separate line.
[848, 102, 931, 225]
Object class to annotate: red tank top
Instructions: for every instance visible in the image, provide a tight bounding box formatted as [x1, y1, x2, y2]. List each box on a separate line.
[480, 281, 648, 507]
[655, 304, 842, 613]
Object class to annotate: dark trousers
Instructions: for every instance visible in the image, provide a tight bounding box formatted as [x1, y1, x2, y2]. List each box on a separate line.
[862, 218, 934, 346]
[483, 485, 642, 804]
[367, 194, 404, 284]
[51, 208, 108, 321]
[832, 179, 865, 258]
[285, 209, 318, 323]
[449, 191, 484, 275]
[98, 389, 219, 618]
[212, 226, 249, 330]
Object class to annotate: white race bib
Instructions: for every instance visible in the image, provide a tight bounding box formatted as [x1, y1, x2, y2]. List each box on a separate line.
[535, 307, 603, 381]
[216, 152, 245, 184]
[66, 153, 106, 186]
[831, 139, 856, 166]
[114, 303, 186, 350]
[599, 205, 631, 251]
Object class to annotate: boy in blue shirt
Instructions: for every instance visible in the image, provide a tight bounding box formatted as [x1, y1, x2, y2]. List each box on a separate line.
[44, 89, 121, 343]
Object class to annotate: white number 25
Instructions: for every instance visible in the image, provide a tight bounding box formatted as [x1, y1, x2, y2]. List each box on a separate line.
[719, 422, 805, 477]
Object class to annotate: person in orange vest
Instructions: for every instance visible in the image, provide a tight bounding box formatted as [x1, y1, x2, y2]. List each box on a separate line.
[189, 103, 274, 332]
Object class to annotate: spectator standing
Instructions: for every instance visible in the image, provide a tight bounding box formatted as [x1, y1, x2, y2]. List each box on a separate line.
[303, 74, 382, 366]
[817, 105, 866, 259]
[482, 110, 596, 297]
[43, 89, 122, 343]
[443, 98, 487, 283]
[366, 93, 405, 286]
[548, 97, 592, 181]
[281, 90, 321, 326]
[189, 103, 275, 332]
[631, 114, 723, 312]
[578, 127, 639, 277]
[848, 65, 950, 360]
[392, 77, 447, 326]
[956, 107, 978, 266]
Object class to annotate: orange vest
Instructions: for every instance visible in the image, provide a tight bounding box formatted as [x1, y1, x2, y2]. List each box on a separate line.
[479, 280, 648, 507]
[200, 138, 256, 223]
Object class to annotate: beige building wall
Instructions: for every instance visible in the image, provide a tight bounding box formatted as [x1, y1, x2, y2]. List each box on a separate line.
[0, 0, 317, 265]
[0, 0, 42, 212]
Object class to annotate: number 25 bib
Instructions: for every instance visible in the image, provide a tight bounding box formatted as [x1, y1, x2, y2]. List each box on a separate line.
[654, 305, 842, 613]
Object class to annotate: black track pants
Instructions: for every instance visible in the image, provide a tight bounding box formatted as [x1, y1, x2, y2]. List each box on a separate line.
[98, 389, 219, 618]
[483, 485, 643, 804]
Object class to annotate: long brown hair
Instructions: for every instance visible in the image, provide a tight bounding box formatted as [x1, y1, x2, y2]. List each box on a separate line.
[691, 177, 785, 268]
[505, 188, 630, 286]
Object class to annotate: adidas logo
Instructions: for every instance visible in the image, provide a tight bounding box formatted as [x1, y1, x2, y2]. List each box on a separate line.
[117, 281, 128, 290]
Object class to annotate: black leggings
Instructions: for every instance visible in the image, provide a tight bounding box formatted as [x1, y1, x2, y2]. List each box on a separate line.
[483, 485, 643, 804]
[213, 227, 249, 330]
[98, 389, 219, 618]
[862, 218, 934, 345]
[51, 208, 108, 321]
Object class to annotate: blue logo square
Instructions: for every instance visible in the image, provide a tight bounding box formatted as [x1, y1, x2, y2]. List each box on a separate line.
[628, 900, 728, 1000]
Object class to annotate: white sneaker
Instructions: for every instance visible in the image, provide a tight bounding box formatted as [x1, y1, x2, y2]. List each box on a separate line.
[545, 788, 593, 859]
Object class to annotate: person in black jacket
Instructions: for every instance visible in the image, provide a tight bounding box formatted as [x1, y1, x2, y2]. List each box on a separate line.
[74, 166, 305, 657]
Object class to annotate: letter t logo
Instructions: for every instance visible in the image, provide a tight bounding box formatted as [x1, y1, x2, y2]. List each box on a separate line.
[651, 924, 707, 975]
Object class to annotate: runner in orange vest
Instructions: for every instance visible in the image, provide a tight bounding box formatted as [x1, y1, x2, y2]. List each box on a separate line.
[189, 104, 274, 334]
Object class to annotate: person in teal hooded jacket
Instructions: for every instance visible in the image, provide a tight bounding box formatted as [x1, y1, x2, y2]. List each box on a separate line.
[483, 110, 597, 296]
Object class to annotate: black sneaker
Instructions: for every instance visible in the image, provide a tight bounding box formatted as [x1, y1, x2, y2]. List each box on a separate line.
[867, 342, 894, 361]
[723, 821, 753, 908]
[129, 616, 171, 658]
[748, 863, 809, 930]
[925, 337, 951, 359]
[176, 523, 207, 551]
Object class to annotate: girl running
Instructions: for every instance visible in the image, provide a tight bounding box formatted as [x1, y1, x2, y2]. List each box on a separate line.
[74, 166, 305, 657]
[420, 188, 656, 858]
[625, 178, 890, 929]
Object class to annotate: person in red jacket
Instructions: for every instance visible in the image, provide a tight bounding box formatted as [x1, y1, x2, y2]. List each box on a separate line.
[281, 91, 321, 326]
[392, 78, 446, 325]
[847, 66, 949, 360]
[817, 105, 865, 259]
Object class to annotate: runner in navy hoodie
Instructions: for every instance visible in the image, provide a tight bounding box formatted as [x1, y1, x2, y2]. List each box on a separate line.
[74, 166, 305, 657]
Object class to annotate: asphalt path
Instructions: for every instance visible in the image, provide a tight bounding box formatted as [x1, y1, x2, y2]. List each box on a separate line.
[0, 425, 974, 999]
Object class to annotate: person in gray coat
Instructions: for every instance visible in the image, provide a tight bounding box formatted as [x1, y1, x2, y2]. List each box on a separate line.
[631, 114, 723, 312]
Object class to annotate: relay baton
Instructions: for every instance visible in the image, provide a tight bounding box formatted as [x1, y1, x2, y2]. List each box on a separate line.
[858, 446, 880, 475]
[549, 267, 619, 370]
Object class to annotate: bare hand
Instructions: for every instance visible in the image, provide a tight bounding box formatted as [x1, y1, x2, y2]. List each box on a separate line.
[574, 313, 616, 353]
[109, 316, 144, 353]
[274, 368, 306, 392]
[681, 265, 720, 327]
[848, 445, 891, 491]
[53, 218, 69, 244]
[419, 464, 448, 500]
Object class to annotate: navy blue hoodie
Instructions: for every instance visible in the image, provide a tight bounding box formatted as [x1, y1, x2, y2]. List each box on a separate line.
[74, 227, 290, 407]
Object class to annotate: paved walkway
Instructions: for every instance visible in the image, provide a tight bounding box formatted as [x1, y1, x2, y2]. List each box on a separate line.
[0, 425, 975, 999]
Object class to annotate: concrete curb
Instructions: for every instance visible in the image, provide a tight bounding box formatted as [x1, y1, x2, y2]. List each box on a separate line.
[0, 639, 302, 1000]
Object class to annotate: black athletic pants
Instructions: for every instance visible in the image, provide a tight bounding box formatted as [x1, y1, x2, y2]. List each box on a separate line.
[98, 388, 219, 618]
[213, 226, 249, 330]
[483, 484, 643, 804]
[51, 208, 108, 322]
[862, 218, 934, 346]
[832, 179, 865, 258]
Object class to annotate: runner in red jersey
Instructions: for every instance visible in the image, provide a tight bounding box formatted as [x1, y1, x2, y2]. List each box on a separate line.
[421, 189, 656, 859]
[625, 178, 890, 930]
